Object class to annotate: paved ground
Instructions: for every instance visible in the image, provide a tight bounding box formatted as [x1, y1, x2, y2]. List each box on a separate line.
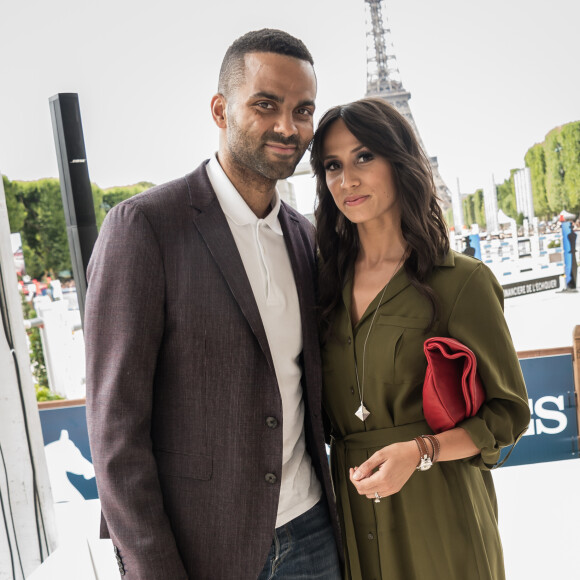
[498, 285, 579, 579]
[505, 284, 580, 352]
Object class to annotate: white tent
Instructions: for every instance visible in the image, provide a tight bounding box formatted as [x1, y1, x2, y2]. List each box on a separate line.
[559, 209, 577, 221]
[498, 209, 516, 224]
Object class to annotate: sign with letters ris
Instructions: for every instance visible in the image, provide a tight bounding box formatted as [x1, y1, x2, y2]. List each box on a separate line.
[499, 352, 578, 467]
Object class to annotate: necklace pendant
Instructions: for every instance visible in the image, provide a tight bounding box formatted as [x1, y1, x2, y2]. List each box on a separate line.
[355, 404, 370, 422]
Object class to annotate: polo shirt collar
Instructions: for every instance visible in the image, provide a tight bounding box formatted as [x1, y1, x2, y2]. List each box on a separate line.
[207, 155, 283, 235]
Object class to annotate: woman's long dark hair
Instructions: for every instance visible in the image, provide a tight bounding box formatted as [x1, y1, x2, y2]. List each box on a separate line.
[311, 97, 449, 337]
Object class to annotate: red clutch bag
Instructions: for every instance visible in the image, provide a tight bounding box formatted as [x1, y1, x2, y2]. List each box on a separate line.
[422, 337, 486, 434]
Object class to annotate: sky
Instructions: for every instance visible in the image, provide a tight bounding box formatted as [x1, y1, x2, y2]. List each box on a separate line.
[1, 0, 579, 214]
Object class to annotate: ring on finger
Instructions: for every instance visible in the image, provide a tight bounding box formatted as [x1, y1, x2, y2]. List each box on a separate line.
[374, 491, 381, 503]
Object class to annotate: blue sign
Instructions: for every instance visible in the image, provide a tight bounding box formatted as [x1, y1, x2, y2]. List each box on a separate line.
[38, 404, 98, 502]
[462, 234, 482, 260]
[499, 353, 578, 467]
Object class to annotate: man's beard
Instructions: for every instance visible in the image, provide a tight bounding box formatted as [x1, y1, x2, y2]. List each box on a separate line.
[226, 119, 308, 181]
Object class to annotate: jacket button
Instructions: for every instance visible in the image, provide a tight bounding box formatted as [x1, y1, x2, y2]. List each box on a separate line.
[347, 336, 352, 344]
[266, 416, 278, 429]
[265, 473, 277, 484]
[367, 532, 374, 540]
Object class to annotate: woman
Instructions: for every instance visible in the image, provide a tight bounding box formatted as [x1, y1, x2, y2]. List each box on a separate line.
[311, 98, 530, 580]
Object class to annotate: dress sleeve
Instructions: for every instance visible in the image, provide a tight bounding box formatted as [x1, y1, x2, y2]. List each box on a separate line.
[447, 263, 531, 469]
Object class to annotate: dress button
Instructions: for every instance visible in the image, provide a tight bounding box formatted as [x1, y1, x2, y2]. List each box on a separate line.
[266, 416, 278, 428]
[347, 337, 352, 345]
[350, 386, 355, 395]
[367, 532, 374, 540]
[265, 473, 277, 484]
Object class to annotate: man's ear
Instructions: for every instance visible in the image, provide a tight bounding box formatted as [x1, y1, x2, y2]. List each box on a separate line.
[211, 94, 227, 128]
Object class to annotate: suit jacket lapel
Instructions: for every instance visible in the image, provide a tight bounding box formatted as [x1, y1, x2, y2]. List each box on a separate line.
[278, 204, 321, 412]
[185, 164, 274, 371]
[278, 205, 312, 314]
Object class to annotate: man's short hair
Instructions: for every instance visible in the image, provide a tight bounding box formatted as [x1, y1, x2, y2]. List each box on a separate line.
[218, 28, 314, 98]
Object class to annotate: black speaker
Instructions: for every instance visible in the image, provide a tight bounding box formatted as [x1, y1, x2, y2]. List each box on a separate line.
[49, 93, 99, 325]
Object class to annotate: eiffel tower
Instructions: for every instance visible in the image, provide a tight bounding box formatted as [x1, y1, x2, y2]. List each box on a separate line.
[364, 0, 452, 208]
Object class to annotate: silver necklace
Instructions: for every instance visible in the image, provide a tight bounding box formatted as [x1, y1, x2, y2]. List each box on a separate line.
[353, 253, 406, 422]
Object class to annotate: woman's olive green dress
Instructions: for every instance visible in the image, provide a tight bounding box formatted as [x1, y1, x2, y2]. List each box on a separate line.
[322, 252, 530, 580]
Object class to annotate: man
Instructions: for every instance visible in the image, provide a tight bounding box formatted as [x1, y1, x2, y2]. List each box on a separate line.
[85, 29, 342, 579]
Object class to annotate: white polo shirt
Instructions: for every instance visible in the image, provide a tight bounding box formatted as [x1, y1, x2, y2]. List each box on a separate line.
[206, 155, 322, 528]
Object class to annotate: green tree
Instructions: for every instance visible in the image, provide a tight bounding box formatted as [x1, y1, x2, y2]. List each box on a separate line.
[21, 296, 63, 401]
[462, 194, 475, 227]
[525, 144, 550, 218]
[3, 175, 26, 231]
[91, 183, 107, 229]
[525, 120, 580, 218]
[560, 122, 580, 213]
[4, 175, 141, 278]
[101, 182, 154, 214]
[544, 129, 567, 213]
[4, 175, 153, 399]
[496, 170, 518, 220]
[444, 207, 453, 229]
[8, 178, 72, 279]
[473, 189, 486, 228]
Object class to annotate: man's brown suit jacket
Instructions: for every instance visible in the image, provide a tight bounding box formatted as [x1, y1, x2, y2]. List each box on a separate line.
[85, 162, 341, 579]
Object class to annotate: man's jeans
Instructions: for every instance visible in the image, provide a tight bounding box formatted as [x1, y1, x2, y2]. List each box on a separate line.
[258, 500, 341, 579]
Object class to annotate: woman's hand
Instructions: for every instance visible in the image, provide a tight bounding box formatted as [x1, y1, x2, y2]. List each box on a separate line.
[349, 440, 419, 499]
[348, 428, 481, 500]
